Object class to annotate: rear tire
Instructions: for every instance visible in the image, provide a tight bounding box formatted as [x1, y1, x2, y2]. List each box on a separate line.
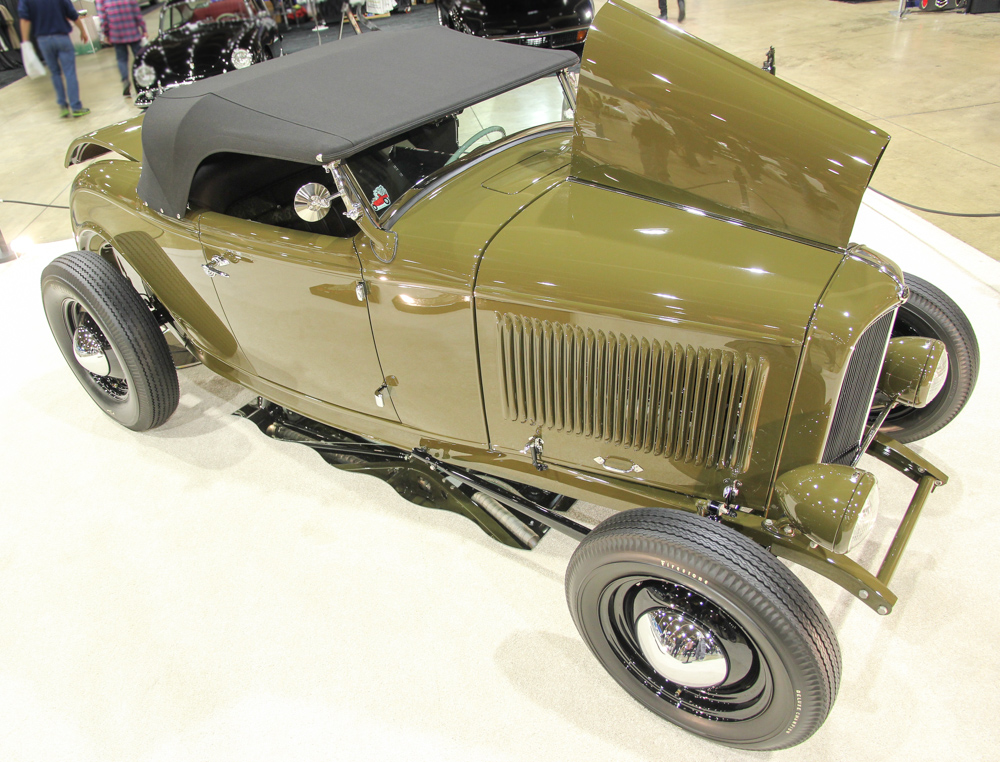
[41, 250, 179, 431]
[877, 272, 979, 443]
[566, 509, 840, 750]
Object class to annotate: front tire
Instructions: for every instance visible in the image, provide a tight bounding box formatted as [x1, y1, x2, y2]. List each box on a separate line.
[41, 250, 179, 431]
[566, 509, 840, 750]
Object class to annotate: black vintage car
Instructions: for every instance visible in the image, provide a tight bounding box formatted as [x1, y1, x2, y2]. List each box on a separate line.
[132, 0, 280, 108]
[436, 0, 592, 51]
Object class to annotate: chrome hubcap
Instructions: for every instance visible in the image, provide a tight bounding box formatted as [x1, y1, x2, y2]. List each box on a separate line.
[636, 606, 728, 688]
[63, 300, 129, 401]
[72, 316, 110, 376]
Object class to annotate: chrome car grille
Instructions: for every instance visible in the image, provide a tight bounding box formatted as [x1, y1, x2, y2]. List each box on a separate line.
[495, 314, 769, 472]
[822, 309, 896, 466]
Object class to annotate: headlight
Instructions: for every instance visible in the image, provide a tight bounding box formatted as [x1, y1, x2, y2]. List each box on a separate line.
[848, 486, 880, 552]
[231, 48, 253, 69]
[878, 336, 948, 408]
[134, 63, 157, 87]
[774, 464, 878, 553]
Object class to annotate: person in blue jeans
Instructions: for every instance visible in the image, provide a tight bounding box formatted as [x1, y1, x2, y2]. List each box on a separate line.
[18, 0, 90, 117]
[95, 0, 146, 97]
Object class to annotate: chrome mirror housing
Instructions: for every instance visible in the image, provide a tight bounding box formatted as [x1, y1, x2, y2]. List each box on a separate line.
[293, 182, 337, 221]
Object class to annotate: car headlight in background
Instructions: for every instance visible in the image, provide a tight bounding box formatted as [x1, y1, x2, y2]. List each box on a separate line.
[773, 464, 879, 553]
[231, 48, 253, 69]
[134, 63, 157, 87]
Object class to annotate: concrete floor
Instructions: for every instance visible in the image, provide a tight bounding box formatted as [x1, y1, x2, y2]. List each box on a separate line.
[2, 2, 1000, 760]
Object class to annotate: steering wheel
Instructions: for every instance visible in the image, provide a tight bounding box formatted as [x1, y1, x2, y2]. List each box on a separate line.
[445, 126, 507, 165]
[216, 12, 240, 20]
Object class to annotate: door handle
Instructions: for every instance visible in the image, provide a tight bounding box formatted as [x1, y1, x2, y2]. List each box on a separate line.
[594, 456, 643, 474]
[201, 263, 230, 278]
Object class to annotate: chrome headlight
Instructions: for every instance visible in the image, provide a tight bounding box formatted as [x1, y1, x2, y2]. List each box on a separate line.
[134, 63, 157, 87]
[847, 485, 880, 552]
[231, 48, 253, 69]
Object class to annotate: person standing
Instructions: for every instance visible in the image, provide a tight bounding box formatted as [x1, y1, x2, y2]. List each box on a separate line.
[95, 0, 145, 97]
[657, 0, 685, 22]
[18, 0, 90, 117]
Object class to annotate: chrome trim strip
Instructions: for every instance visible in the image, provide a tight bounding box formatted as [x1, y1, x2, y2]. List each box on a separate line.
[489, 25, 589, 41]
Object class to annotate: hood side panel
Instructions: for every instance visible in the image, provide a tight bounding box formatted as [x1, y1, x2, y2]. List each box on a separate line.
[475, 180, 843, 506]
[571, 1, 889, 249]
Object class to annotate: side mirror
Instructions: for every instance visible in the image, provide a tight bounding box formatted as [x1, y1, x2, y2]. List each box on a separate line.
[293, 182, 337, 221]
[878, 336, 948, 408]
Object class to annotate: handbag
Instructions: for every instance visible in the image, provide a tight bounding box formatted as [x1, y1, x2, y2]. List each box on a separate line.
[22, 41, 45, 78]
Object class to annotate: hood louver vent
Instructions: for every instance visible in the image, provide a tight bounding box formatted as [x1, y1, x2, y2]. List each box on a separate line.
[495, 313, 769, 473]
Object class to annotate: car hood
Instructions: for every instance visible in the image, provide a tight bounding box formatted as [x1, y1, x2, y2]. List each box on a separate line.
[571, 1, 890, 250]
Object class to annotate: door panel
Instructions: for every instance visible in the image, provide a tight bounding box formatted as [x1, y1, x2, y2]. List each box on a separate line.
[199, 213, 397, 421]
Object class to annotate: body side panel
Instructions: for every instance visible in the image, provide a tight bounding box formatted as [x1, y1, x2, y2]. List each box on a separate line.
[356, 133, 574, 444]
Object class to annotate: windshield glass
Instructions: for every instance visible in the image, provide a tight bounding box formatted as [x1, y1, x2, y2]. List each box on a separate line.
[344, 75, 571, 221]
[161, 0, 251, 31]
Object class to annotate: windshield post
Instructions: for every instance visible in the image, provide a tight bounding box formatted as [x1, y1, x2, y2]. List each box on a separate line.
[558, 69, 577, 113]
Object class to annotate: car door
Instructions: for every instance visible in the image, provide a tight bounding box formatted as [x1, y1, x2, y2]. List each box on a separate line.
[199, 213, 399, 421]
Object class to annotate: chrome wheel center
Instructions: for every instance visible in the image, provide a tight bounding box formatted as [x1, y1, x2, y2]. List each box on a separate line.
[636, 607, 728, 688]
[72, 317, 111, 376]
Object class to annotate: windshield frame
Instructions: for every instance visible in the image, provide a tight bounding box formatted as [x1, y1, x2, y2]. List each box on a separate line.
[343, 69, 578, 231]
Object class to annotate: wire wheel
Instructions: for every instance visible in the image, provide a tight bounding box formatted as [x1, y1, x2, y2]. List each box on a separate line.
[566, 509, 840, 750]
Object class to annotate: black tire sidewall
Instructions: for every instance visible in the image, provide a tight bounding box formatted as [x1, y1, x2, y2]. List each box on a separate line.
[42, 275, 146, 429]
[570, 545, 808, 748]
[41, 251, 177, 431]
[882, 273, 979, 443]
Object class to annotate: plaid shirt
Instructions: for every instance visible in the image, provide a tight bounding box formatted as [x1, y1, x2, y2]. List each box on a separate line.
[95, 0, 145, 44]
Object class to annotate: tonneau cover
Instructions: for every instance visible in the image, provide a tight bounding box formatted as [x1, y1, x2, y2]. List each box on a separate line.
[138, 26, 577, 218]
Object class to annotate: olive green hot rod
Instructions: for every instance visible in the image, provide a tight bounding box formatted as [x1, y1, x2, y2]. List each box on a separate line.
[44, 1, 978, 750]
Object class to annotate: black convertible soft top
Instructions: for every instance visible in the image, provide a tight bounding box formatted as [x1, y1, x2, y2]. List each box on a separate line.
[137, 26, 577, 218]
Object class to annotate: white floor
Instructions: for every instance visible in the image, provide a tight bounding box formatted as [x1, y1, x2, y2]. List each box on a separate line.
[1, 194, 998, 761]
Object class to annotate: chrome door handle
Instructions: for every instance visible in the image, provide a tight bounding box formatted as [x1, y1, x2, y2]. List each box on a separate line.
[201, 263, 229, 278]
[355, 281, 366, 302]
[594, 456, 643, 474]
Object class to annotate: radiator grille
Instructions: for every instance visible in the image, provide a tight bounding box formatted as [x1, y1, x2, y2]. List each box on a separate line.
[495, 314, 769, 472]
[822, 309, 895, 466]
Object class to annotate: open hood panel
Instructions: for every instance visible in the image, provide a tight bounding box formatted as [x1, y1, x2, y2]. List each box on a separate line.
[571, 1, 889, 249]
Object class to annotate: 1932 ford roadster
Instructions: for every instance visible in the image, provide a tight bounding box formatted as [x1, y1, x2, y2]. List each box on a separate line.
[45, 2, 978, 749]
